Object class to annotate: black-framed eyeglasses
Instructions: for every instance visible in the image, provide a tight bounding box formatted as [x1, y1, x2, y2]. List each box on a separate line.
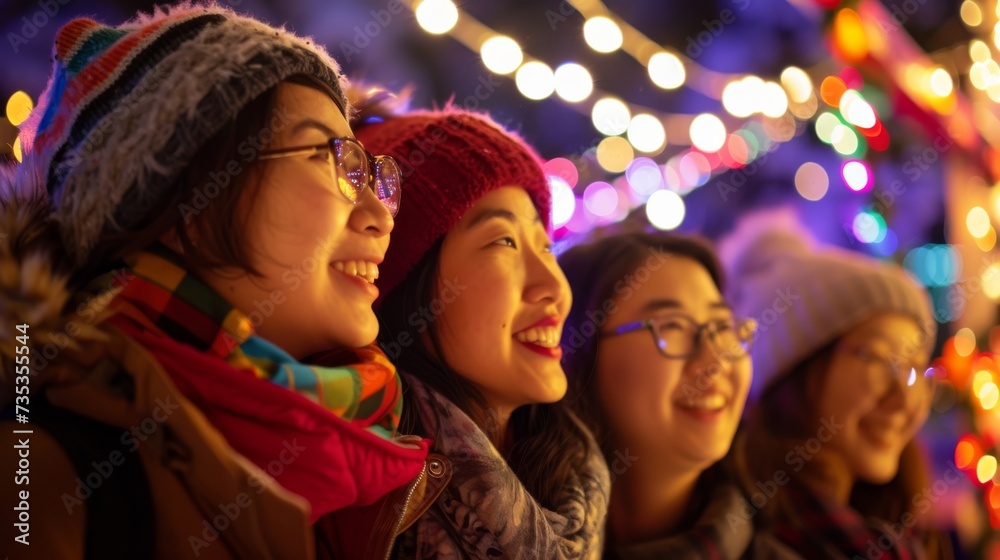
[259, 137, 401, 217]
[838, 344, 936, 395]
[601, 314, 758, 360]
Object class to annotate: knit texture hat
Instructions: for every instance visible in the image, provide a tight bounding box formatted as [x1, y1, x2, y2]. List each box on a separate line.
[19, 3, 349, 265]
[722, 210, 936, 400]
[355, 109, 551, 298]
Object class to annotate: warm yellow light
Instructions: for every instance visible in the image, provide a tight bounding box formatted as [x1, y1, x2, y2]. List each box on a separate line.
[956, 327, 978, 357]
[415, 0, 458, 34]
[647, 52, 685, 90]
[780, 66, 813, 104]
[834, 9, 868, 62]
[12, 136, 22, 163]
[977, 227, 998, 252]
[962, 0, 983, 27]
[968, 206, 991, 238]
[971, 40, 992, 63]
[583, 16, 623, 53]
[5, 91, 33, 127]
[929, 68, 954, 97]
[627, 114, 666, 153]
[480, 36, 523, 75]
[977, 455, 998, 484]
[596, 136, 634, 173]
[980, 381, 1000, 409]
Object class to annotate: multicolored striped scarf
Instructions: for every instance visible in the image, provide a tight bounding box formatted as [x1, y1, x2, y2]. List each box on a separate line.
[104, 245, 401, 438]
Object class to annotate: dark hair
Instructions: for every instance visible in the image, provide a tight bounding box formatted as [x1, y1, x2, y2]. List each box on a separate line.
[557, 231, 725, 457]
[75, 74, 339, 285]
[730, 343, 947, 558]
[378, 239, 594, 511]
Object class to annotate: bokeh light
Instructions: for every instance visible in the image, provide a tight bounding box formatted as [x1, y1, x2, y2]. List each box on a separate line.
[968, 206, 992, 238]
[583, 181, 620, 216]
[516, 61, 555, 100]
[415, 0, 459, 34]
[648, 51, 686, 89]
[554, 63, 593, 102]
[646, 190, 686, 230]
[852, 210, 887, 243]
[962, 0, 983, 26]
[978, 455, 998, 484]
[625, 157, 663, 197]
[592, 97, 631, 136]
[795, 162, 829, 201]
[841, 160, 872, 191]
[480, 36, 523, 74]
[627, 114, 667, 153]
[584, 16, 623, 53]
[596, 136, 635, 173]
[955, 327, 978, 357]
[549, 176, 576, 228]
[781, 66, 813, 104]
[689, 114, 727, 153]
[760, 81, 789, 118]
[5, 91, 33, 127]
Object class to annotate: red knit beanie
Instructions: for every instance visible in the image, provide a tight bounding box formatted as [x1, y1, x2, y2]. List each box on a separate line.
[356, 109, 551, 300]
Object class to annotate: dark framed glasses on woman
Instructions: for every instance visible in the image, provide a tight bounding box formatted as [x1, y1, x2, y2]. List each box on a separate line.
[259, 136, 401, 217]
[602, 314, 758, 361]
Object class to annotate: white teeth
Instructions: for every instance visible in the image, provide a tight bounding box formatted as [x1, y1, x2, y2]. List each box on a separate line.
[330, 260, 380, 284]
[679, 394, 727, 411]
[514, 326, 561, 348]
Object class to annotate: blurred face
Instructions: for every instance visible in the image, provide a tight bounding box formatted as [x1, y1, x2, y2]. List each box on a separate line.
[816, 313, 933, 484]
[433, 187, 572, 418]
[596, 255, 752, 471]
[200, 82, 394, 358]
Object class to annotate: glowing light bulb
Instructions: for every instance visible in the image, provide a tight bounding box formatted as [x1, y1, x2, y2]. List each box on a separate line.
[415, 0, 458, 34]
[480, 36, 523, 74]
[583, 16, 623, 53]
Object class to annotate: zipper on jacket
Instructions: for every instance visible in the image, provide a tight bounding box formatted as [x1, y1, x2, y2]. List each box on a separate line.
[384, 462, 427, 560]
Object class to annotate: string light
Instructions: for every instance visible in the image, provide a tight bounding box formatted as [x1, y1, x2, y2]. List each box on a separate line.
[516, 62, 555, 100]
[480, 36, 523, 74]
[647, 51, 686, 90]
[689, 114, 727, 153]
[414, 0, 458, 34]
[627, 114, 667, 153]
[591, 98, 631, 136]
[781, 66, 813, 104]
[646, 190, 685, 230]
[554, 63, 594, 102]
[583, 16, 623, 53]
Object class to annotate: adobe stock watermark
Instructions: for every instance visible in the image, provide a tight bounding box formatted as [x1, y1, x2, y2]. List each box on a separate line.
[852, 460, 964, 560]
[381, 277, 467, 361]
[59, 395, 181, 514]
[726, 416, 844, 532]
[561, 247, 673, 354]
[177, 104, 294, 224]
[715, 143, 777, 202]
[8, 0, 71, 54]
[685, 0, 751, 59]
[32, 268, 136, 373]
[188, 438, 306, 556]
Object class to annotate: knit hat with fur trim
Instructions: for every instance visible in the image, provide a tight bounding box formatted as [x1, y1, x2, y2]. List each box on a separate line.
[721, 209, 936, 400]
[18, 3, 349, 265]
[355, 109, 551, 299]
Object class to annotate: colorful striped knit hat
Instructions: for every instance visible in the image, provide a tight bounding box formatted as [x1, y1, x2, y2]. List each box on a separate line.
[355, 109, 551, 300]
[18, 3, 349, 265]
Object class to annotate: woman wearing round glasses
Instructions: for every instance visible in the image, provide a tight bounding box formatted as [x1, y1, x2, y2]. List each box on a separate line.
[0, 5, 427, 558]
[559, 232, 777, 559]
[723, 214, 946, 560]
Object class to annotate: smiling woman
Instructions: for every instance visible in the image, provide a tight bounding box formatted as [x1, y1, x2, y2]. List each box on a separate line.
[0, 4, 430, 559]
[356, 101, 610, 558]
[723, 216, 948, 560]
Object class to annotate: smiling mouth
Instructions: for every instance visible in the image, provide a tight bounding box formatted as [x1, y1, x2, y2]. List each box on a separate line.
[675, 393, 729, 413]
[331, 260, 379, 284]
[513, 326, 561, 348]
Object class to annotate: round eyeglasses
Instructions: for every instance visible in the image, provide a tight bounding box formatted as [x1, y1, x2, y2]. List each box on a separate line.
[601, 314, 758, 361]
[259, 137, 401, 217]
[838, 344, 936, 396]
